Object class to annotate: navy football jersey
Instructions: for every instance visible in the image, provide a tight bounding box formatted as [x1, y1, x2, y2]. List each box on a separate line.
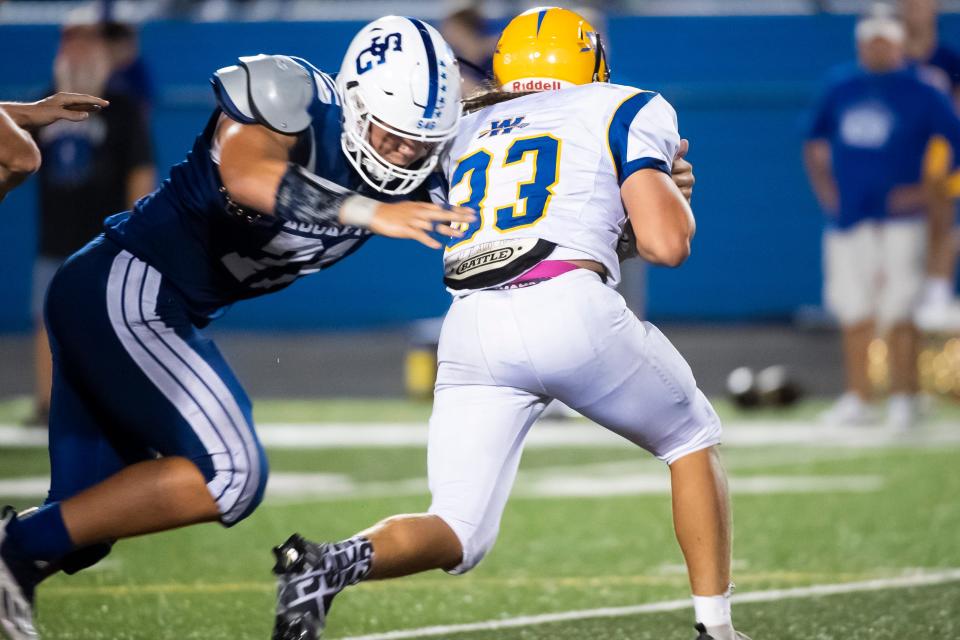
[104, 59, 394, 325]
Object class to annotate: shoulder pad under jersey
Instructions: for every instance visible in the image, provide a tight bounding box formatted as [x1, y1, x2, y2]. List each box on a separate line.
[211, 54, 338, 135]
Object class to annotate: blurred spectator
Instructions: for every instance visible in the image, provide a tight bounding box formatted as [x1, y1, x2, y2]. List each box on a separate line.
[803, 6, 960, 429]
[103, 21, 155, 114]
[0, 93, 110, 203]
[901, 0, 960, 325]
[441, 6, 497, 96]
[30, 22, 156, 424]
[902, 0, 960, 99]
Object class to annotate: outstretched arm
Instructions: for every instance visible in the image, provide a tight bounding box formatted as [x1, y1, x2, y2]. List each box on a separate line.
[0, 92, 109, 129]
[0, 107, 42, 204]
[216, 120, 474, 249]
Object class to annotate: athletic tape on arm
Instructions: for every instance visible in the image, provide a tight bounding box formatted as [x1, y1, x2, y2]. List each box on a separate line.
[275, 163, 377, 228]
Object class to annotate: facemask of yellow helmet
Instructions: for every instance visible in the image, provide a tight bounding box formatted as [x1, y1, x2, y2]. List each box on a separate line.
[493, 6, 611, 92]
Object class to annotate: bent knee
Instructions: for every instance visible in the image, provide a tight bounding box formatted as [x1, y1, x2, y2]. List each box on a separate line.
[195, 441, 269, 527]
[657, 390, 723, 465]
[428, 510, 499, 574]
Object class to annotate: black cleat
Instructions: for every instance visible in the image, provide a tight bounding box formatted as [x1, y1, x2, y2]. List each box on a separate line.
[272, 534, 372, 640]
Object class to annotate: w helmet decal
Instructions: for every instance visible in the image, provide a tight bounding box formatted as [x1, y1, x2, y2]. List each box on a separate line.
[356, 33, 403, 75]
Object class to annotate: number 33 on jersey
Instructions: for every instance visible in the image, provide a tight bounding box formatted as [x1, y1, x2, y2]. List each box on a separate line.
[430, 82, 682, 294]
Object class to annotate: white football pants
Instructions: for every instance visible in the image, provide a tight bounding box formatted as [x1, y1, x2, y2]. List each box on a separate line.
[427, 269, 722, 573]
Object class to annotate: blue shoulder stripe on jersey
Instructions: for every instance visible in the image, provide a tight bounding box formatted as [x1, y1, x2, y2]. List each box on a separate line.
[536, 9, 547, 36]
[622, 157, 670, 178]
[210, 75, 257, 125]
[290, 56, 340, 105]
[406, 17, 439, 119]
[607, 91, 660, 185]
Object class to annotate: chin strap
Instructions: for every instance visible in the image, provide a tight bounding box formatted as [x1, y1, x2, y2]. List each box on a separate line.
[591, 32, 610, 83]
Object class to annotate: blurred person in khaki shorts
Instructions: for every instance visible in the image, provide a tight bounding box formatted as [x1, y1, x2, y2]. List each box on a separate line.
[804, 5, 960, 429]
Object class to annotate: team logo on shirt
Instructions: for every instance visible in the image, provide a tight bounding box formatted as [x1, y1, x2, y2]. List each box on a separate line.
[839, 102, 894, 149]
[478, 116, 529, 138]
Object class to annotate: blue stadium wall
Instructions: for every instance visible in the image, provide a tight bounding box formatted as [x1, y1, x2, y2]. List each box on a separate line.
[1, 14, 957, 331]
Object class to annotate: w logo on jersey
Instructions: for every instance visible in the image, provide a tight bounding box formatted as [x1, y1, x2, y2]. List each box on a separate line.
[356, 33, 403, 75]
[478, 117, 530, 138]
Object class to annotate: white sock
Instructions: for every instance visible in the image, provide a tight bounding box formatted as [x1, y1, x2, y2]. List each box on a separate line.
[923, 277, 953, 307]
[692, 592, 731, 627]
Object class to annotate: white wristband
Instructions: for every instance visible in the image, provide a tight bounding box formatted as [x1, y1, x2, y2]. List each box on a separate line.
[340, 194, 379, 228]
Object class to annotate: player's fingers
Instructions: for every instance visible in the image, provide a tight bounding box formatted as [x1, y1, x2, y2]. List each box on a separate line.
[411, 229, 442, 249]
[63, 103, 103, 113]
[676, 138, 689, 159]
[409, 217, 435, 232]
[421, 203, 476, 217]
[422, 208, 476, 224]
[433, 224, 465, 238]
[59, 110, 90, 121]
[59, 93, 110, 108]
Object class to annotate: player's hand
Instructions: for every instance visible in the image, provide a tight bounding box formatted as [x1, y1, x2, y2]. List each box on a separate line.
[23, 93, 110, 128]
[671, 139, 695, 202]
[370, 201, 476, 249]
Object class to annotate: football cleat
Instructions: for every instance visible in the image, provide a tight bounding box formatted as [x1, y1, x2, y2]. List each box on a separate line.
[0, 508, 39, 640]
[694, 622, 752, 640]
[272, 534, 373, 640]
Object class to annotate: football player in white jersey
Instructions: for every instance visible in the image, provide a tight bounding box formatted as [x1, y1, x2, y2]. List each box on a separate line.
[272, 8, 748, 640]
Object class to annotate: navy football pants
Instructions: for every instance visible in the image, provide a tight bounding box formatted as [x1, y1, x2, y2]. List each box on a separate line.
[43, 236, 268, 531]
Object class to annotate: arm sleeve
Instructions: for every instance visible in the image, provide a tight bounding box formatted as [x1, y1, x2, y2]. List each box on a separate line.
[607, 92, 680, 185]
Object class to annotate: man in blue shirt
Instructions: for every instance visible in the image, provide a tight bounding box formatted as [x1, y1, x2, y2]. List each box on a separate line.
[804, 6, 960, 428]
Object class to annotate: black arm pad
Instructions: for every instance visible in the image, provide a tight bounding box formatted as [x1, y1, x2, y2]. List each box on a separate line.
[275, 163, 355, 226]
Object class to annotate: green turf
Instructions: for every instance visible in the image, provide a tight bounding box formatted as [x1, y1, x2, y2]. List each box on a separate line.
[4, 393, 960, 425]
[1, 423, 958, 639]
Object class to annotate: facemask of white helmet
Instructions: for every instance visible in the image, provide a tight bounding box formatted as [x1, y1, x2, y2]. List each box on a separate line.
[337, 16, 463, 196]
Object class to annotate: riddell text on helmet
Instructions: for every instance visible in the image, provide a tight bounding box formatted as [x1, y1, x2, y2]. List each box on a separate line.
[512, 79, 564, 91]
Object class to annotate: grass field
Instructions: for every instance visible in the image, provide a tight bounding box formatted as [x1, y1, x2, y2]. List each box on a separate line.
[1, 397, 959, 639]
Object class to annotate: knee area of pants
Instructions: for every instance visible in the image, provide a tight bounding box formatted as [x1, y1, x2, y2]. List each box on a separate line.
[450, 525, 497, 574]
[205, 446, 270, 526]
[429, 510, 497, 574]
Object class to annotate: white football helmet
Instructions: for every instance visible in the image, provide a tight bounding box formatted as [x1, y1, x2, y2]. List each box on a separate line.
[338, 16, 462, 195]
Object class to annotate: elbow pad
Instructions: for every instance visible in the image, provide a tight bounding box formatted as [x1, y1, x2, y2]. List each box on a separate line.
[275, 163, 352, 226]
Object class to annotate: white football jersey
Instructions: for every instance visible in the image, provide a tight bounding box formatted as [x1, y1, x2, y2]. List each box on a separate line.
[432, 82, 681, 295]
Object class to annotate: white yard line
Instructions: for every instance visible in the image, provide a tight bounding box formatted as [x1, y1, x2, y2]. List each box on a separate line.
[2, 420, 960, 449]
[0, 472, 882, 501]
[340, 569, 960, 640]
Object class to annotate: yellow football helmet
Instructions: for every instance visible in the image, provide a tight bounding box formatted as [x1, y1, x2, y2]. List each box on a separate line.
[493, 6, 610, 92]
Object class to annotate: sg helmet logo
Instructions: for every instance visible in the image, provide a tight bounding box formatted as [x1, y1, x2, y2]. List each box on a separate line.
[356, 33, 403, 75]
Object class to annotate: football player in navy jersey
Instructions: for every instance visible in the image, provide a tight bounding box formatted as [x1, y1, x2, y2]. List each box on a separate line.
[0, 16, 471, 640]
